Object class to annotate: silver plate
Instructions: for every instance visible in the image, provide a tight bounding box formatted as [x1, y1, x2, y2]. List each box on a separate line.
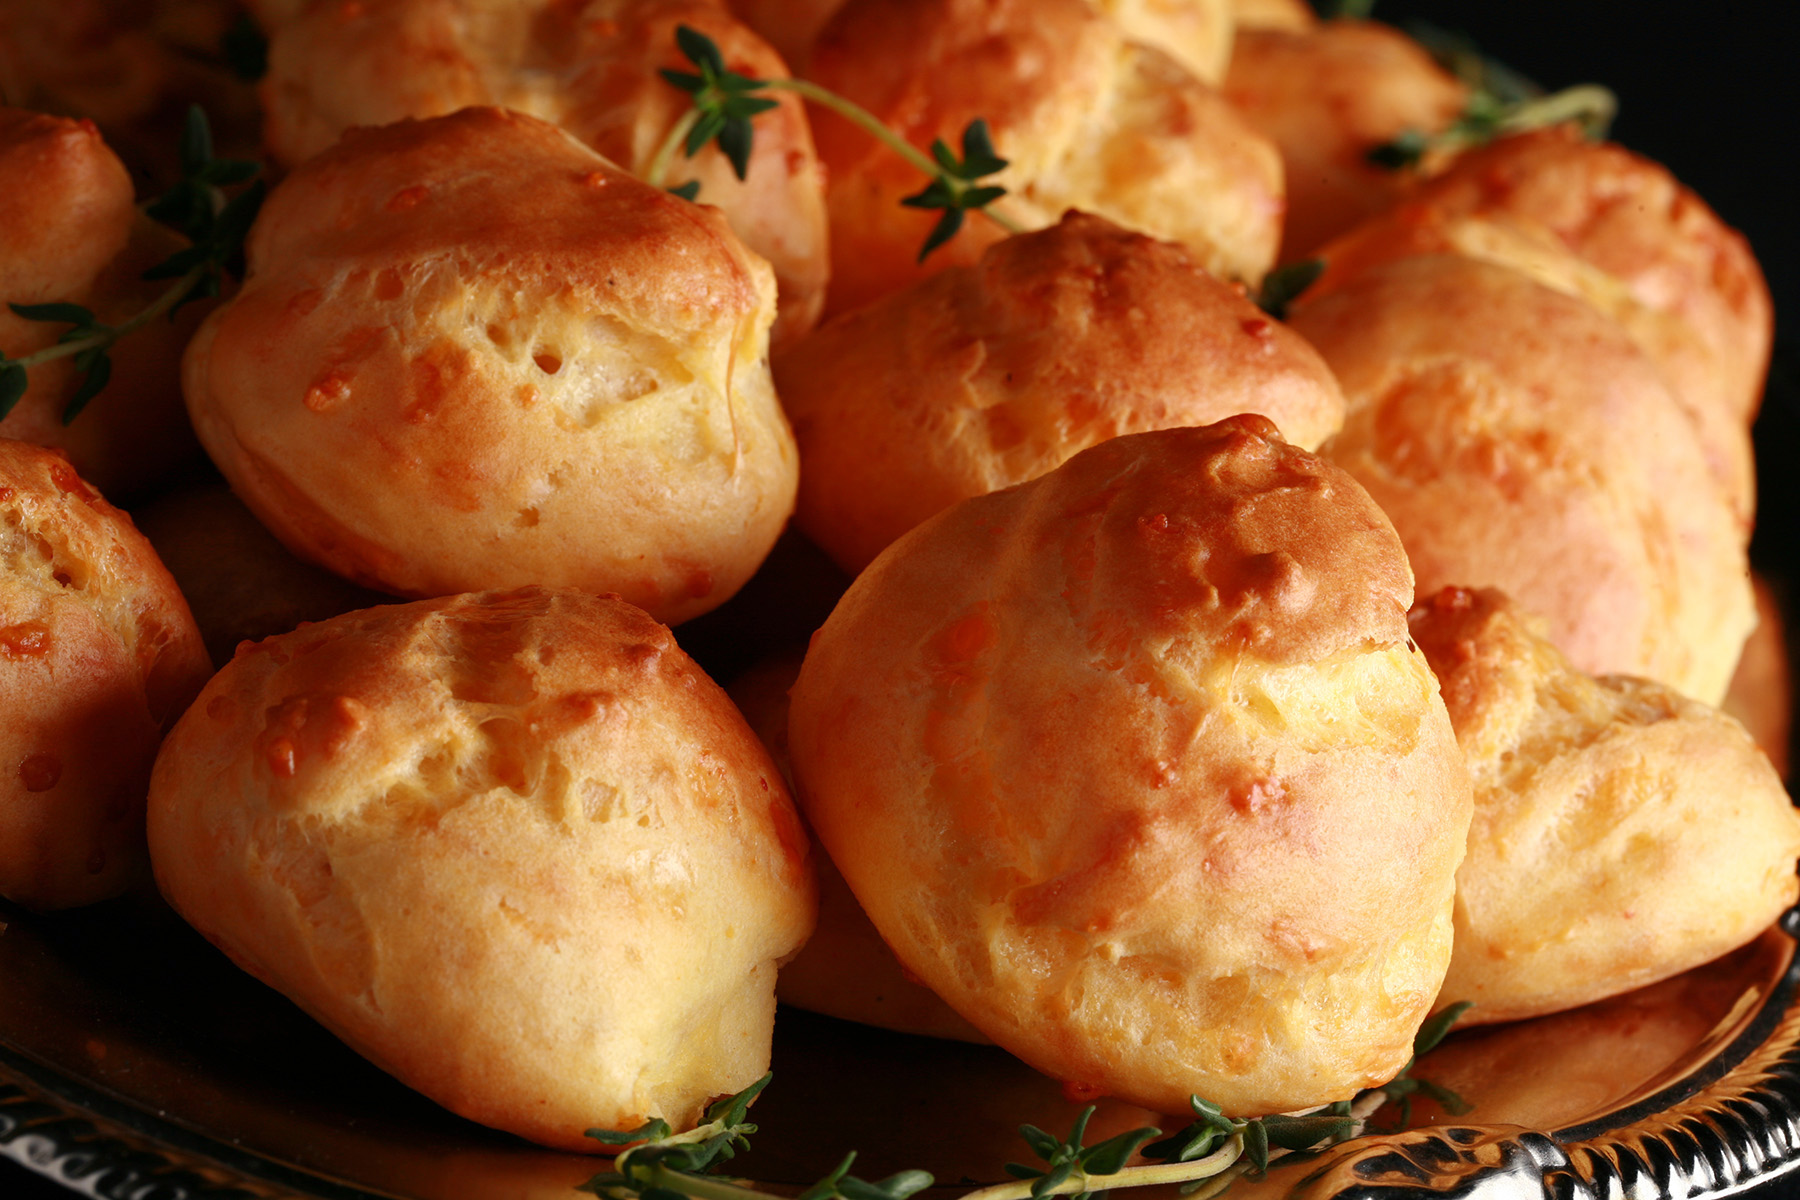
[5, 893, 1800, 1200]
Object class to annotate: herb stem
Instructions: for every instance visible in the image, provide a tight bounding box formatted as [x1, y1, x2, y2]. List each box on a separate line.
[621, 1163, 773, 1200]
[769, 78, 1024, 235]
[649, 70, 1025, 236]
[1491, 82, 1616, 140]
[644, 108, 703, 189]
[958, 1135, 1246, 1200]
[8, 263, 207, 371]
[1179, 1161, 1251, 1200]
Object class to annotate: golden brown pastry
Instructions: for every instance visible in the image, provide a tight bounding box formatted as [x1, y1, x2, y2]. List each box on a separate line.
[807, 0, 1283, 315]
[788, 417, 1474, 1116]
[731, 0, 1236, 82]
[725, 0, 843, 69]
[263, 0, 828, 347]
[183, 107, 798, 625]
[1288, 253, 1753, 706]
[0, 440, 210, 910]
[0, 108, 205, 500]
[1222, 19, 1468, 262]
[1410, 586, 1800, 1024]
[1393, 127, 1772, 431]
[727, 649, 989, 1042]
[1722, 575, 1791, 779]
[1228, 0, 1313, 33]
[1309, 128, 1768, 523]
[147, 586, 816, 1150]
[132, 481, 393, 667]
[777, 211, 1345, 574]
[1086, 0, 1235, 85]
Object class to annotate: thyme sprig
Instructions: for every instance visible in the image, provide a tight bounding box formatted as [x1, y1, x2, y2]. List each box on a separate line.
[579, 1004, 1471, 1200]
[575, 1068, 1437, 1200]
[582, 1074, 933, 1200]
[1366, 83, 1616, 171]
[0, 106, 264, 424]
[899, 121, 1010, 262]
[652, 26, 1022, 260]
[1368, 25, 1615, 170]
[657, 26, 783, 186]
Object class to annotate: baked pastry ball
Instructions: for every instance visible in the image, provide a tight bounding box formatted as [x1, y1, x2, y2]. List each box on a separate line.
[1410, 586, 1800, 1024]
[726, 0, 846, 69]
[263, 0, 828, 346]
[0, 108, 205, 500]
[788, 417, 1474, 1116]
[1310, 128, 1768, 522]
[1228, 0, 1314, 33]
[1288, 253, 1753, 707]
[806, 0, 1283, 315]
[1222, 19, 1468, 262]
[147, 587, 816, 1150]
[731, 0, 1235, 82]
[0, 441, 211, 910]
[727, 649, 989, 1043]
[1722, 575, 1791, 780]
[1085, 0, 1234, 85]
[777, 211, 1345, 574]
[1395, 127, 1773, 433]
[183, 107, 798, 626]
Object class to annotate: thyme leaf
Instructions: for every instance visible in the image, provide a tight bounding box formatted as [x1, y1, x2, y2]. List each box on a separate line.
[1, 106, 263, 425]
[1255, 258, 1325, 320]
[1368, 1001, 1476, 1128]
[1367, 26, 1615, 169]
[652, 27, 1021, 260]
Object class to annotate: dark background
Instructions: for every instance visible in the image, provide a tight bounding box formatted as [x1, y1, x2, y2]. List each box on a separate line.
[4, 1, 1799, 1197]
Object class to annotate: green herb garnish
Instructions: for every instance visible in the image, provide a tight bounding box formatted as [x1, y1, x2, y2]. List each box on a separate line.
[1367, 25, 1615, 170]
[649, 27, 1021, 261]
[1256, 258, 1326, 320]
[659, 26, 782, 183]
[577, 1025, 1475, 1200]
[0, 106, 263, 424]
[1365, 1000, 1476, 1130]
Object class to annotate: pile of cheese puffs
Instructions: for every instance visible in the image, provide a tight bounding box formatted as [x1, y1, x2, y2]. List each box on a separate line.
[0, 0, 1793, 1155]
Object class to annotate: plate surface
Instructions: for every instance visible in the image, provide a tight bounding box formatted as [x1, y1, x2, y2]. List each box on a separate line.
[7, 894, 1800, 1200]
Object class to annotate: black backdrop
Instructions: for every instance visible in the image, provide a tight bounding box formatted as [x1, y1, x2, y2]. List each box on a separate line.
[3, 2, 1798, 1197]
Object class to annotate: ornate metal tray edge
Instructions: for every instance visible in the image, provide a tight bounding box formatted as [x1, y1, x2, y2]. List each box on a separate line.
[1269, 909, 1800, 1198]
[9, 915, 1800, 1200]
[0, 1043, 394, 1200]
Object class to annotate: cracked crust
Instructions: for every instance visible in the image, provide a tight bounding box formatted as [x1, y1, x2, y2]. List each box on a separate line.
[787, 418, 1472, 1116]
[777, 212, 1345, 574]
[0, 440, 210, 909]
[261, 0, 828, 347]
[1411, 586, 1800, 1024]
[147, 586, 816, 1149]
[806, 0, 1282, 314]
[182, 107, 797, 624]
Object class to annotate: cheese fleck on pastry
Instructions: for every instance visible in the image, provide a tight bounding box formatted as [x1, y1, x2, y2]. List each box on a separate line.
[788, 417, 1473, 1116]
[148, 586, 816, 1150]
